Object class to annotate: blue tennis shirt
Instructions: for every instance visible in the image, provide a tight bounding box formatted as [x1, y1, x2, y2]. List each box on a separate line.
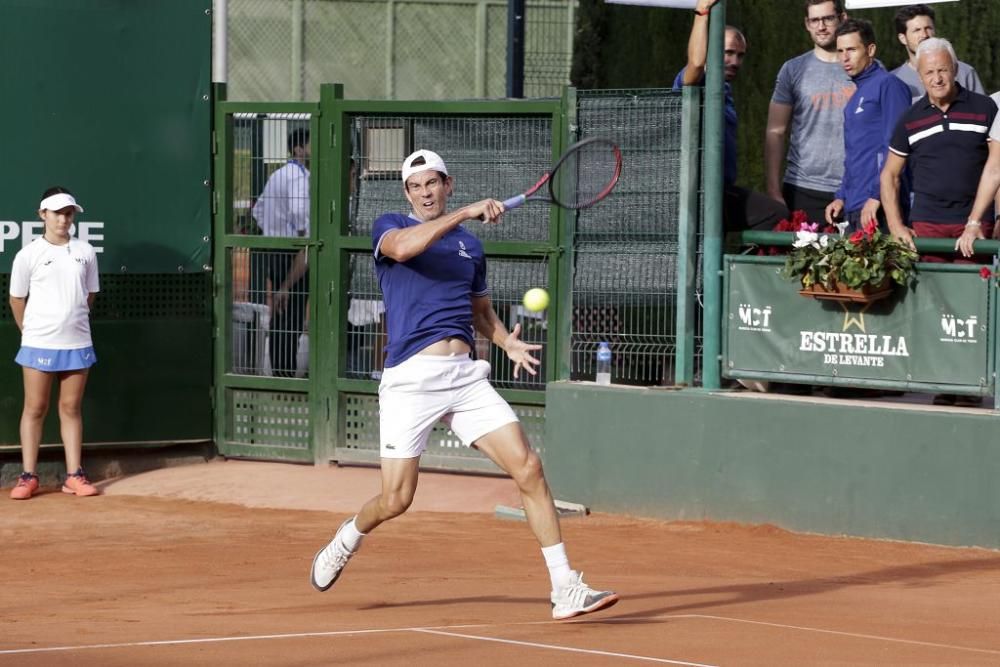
[373, 212, 489, 368]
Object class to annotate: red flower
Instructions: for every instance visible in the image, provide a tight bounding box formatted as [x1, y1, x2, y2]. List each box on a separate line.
[849, 230, 865, 244]
[980, 267, 992, 280]
[790, 209, 810, 227]
[863, 220, 877, 238]
[822, 224, 838, 234]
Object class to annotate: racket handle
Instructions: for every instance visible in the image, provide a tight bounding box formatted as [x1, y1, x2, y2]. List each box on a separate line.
[502, 194, 526, 211]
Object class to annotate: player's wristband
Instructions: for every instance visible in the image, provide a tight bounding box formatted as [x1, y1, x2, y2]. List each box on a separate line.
[694, 7, 709, 16]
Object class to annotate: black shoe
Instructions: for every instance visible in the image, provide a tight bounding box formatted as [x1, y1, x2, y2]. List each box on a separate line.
[823, 387, 883, 399]
[771, 382, 813, 396]
[954, 395, 983, 408]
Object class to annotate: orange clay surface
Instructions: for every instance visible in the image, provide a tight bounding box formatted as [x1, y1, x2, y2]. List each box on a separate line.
[2, 459, 1000, 666]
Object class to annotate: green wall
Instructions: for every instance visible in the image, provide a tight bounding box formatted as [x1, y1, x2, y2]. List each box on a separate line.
[544, 382, 1000, 548]
[0, 0, 213, 449]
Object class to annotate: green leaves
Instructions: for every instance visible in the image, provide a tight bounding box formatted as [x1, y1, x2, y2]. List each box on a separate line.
[783, 227, 918, 292]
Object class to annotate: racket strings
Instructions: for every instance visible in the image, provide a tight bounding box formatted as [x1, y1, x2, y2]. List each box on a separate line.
[550, 140, 622, 209]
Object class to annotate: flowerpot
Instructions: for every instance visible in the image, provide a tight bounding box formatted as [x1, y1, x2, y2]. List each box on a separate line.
[798, 279, 893, 303]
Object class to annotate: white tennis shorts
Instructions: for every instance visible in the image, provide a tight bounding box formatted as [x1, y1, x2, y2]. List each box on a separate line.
[378, 353, 519, 459]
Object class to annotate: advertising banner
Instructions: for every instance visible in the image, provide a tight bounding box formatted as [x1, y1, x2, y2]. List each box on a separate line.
[725, 258, 992, 390]
[0, 0, 211, 274]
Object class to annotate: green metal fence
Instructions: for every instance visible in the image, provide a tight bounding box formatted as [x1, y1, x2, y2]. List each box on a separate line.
[212, 84, 694, 468]
[214, 98, 320, 462]
[225, 0, 577, 102]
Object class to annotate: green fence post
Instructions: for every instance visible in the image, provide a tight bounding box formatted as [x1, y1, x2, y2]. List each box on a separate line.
[315, 82, 346, 465]
[555, 86, 577, 381]
[212, 82, 231, 455]
[676, 85, 702, 386]
[700, 0, 726, 390]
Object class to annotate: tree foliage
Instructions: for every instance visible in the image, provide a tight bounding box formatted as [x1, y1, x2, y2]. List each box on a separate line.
[572, 0, 1000, 191]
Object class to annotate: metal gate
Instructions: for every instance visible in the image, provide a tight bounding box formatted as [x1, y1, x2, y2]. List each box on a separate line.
[213, 96, 320, 462]
[213, 86, 563, 467]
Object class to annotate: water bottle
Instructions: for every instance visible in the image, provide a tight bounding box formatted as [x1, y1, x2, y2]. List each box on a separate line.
[595, 342, 612, 386]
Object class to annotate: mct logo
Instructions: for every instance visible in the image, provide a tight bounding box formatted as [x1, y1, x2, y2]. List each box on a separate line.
[940, 314, 978, 343]
[737, 304, 772, 332]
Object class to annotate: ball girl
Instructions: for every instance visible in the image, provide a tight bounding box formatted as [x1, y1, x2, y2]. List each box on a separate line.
[8, 187, 100, 499]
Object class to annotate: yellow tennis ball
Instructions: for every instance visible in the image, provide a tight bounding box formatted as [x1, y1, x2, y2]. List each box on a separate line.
[523, 287, 550, 312]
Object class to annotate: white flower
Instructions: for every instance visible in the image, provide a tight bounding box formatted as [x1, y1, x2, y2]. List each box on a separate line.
[819, 235, 830, 249]
[834, 222, 849, 237]
[792, 231, 819, 248]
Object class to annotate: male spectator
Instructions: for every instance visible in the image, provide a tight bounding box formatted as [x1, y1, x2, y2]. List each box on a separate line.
[891, 4, 984, 104]
[765, 0, 853, 224]
[882, 38, 996, 408]
[950, 88, 1000, 257]
[250, 127, 311, 377]
[880, 38, 997, 261]
[825, 19, 911, 231]
[673, 0, 788, 231]
[973, 90, 1000, 236]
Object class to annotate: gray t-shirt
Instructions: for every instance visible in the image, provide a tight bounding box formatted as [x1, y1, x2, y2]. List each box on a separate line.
[771, 52, 855, 192]
[892, 60, 985, 103]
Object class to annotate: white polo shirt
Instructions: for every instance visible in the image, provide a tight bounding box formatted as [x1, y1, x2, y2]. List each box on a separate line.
[251, 160, 310, 237]
[9, 237, 100, 349]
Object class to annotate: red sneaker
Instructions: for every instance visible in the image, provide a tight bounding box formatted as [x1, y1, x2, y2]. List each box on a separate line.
[10, 472, 39, 500]
[62, 468, 99, 497]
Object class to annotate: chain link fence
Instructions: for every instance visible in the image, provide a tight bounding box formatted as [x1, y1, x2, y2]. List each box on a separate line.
[224, 0, 576, 101]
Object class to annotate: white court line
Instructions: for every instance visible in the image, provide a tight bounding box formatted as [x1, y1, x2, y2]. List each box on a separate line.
[0, 620, 712, 665]
[0, 627, 400, 656]
[413, 628, 716, 666]
[591, 614, 1000, 657]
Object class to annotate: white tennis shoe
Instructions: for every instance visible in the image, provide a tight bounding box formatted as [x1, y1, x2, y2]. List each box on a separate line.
[310, 519, 355, 592]
[550, 571, 620, 620]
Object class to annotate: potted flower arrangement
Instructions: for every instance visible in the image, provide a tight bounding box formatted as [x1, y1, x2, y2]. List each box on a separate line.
[782, 219, 919, 303]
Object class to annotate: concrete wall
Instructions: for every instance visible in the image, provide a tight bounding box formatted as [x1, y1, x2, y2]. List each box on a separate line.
[544, 382, 1000, 548]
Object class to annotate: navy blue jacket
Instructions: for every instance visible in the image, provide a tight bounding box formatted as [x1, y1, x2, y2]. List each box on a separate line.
[835, 62, 912, 213]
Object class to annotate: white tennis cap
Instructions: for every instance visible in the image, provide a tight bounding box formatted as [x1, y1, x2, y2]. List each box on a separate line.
[39, 192, 84, 213]
[401, 149, 448, 183]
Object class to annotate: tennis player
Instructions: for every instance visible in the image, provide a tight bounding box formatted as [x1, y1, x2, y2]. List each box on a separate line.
[8, 187, 100, 499]
[310, 150, 619, 620]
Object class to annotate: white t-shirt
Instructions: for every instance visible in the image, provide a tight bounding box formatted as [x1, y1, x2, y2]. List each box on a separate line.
[251, 160, 310, 237]
[991, 92, 1000, 142]
[9, 237, 100, 349]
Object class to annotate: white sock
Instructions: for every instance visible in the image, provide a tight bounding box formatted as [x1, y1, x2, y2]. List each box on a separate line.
[541, 543, 574, 591]
[336, 517, 366, 553]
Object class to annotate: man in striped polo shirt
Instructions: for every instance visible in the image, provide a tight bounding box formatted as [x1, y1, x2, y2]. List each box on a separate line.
[880, 37, 998, 261]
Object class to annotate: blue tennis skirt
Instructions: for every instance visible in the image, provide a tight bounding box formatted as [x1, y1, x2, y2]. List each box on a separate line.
[15, 346, 97, 372]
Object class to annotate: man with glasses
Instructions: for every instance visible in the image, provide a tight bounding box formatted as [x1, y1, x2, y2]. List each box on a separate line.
[891, 4, 983, 104]
[765, 0, 854, 224]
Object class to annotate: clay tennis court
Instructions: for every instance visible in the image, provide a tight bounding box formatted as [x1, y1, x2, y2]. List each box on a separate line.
[2, 460, 999, 666]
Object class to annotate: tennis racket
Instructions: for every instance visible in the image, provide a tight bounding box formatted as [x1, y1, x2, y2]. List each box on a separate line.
[501, 137, 622, 212]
